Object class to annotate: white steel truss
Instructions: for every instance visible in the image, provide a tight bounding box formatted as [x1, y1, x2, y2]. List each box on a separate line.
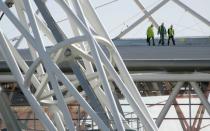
[0, 0, 210, 131]
[0, 0, 158, 130]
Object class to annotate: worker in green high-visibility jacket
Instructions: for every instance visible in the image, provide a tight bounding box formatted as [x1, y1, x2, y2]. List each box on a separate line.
[158, 23, 166, 46]
[167, 25, 176, 46]
[146, 24, 155, 46]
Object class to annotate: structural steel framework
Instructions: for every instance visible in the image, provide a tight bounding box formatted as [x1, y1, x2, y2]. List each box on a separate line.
[0, 0, 209, 131]
[115, 0, 210, 39]
[0, 0, 158, 130]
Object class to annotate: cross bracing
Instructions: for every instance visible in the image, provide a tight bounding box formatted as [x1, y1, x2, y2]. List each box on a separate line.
[0, 0, 209, 131]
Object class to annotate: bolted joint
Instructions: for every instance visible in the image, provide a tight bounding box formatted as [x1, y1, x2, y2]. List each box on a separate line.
[64, 48, 72, 57]
[5, 0, 14, 8]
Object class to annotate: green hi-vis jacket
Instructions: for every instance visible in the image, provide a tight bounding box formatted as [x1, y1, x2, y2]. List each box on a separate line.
[147, 26, 154, 38]
[168, 28, 174, 37]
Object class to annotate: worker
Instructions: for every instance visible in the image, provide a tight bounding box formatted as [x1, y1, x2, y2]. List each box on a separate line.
[167, 25, 175, 46]
[146, 24, 155, 46]
[158, 23, 166, 46]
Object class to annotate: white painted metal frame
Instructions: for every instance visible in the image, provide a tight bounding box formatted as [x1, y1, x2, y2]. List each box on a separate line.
[115, 0, 170, 39]
[0, 0, 209, 131]
[156, 81, 210, 127]
[116, 0, 210, 38]
[0, 0, 157, 130]
[172, 0, 210, 27]
[134, 0, 159, 29]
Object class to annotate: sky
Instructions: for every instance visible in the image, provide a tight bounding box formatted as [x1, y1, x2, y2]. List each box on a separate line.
[0, 0, 210, 46]
[91, 0, 210, 38]
[0, 1, 210, 130]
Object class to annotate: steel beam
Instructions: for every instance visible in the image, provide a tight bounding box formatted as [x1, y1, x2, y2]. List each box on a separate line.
[0, 30, 56, 131]
[115, 0, 169, 39]
[96, 43, 158, 131]
[68, 60, 110, 127]
[34, 0, 110, 128]
[173, 99, 189, 130]
[23, 1, 75, 130]
[190, 82, 210, 116]
[172, 0, 210, 27]
[156, 82, 184, 127]
[1, 72, 210, 83]
[131, 73, 210, 81]
[0, 86, 22, 131]
[192, 105, 205, 130]
[133, 0, 159, 29]
[192, 83, 210, 130]
[165, 82, 189, 130]
[55, 0, 126, 130]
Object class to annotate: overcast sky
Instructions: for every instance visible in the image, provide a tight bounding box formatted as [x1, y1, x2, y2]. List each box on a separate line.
[91, 0, 210, 38]
[0, 0, 210, 47]
[0, 1, 210, 130]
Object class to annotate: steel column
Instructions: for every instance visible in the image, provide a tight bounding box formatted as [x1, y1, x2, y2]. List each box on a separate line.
[156, 82, 184, 127]
[190, 82, 210, 116]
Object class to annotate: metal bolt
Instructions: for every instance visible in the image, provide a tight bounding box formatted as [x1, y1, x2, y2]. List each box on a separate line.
[64, 48, 72, 57]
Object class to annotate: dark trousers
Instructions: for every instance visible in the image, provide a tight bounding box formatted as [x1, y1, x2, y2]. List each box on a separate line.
[147, 37, 155, 46]
[158, 35, 165, 46]
[168, 36, 175, 45]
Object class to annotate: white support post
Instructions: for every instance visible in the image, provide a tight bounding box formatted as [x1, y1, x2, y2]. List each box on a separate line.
[14, 0, 45, 74]
[190, 82, 210, 115]
[55, 1, 125, 130]
[95, 43, 158, 130]
[0, 31, 57, 131]
[23, 1, 75, 130]
[52, 64, 109, 130]
[156, 82, 184, 127]
[77, 1, 158, 130]
[3, 0, 207, 130]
